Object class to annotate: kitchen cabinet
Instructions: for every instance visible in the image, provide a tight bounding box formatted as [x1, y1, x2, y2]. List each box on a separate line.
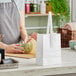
[25, 0, 58, 34]
[25, 14, 48, 34]
[25, 0, 71, 34]
[25, 14, 60, 34]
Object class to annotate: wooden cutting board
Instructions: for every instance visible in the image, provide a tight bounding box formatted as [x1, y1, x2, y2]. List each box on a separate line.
[5, 53, 36, 59]
[5, 46, 36, 59]
[5, 38, 36, 59]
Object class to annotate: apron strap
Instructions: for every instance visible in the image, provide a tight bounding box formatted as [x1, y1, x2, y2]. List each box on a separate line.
[11, 0, 15, 2]
[11, 0, 20, 15]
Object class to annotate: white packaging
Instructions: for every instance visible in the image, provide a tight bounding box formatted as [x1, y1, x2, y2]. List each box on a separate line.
[40, 0, 46, 14]
[36, 12, 62, 66]
[50, 33, 61, 49]
[36, 34, 61, 66]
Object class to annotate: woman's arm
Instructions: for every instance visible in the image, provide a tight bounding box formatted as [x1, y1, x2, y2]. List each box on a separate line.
[20, 9, 28, 43]
[0, 42, 7, 50]
[0, 42, 24, 53]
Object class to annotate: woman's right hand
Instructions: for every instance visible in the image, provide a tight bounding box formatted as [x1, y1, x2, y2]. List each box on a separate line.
[5, 44, 24, 54]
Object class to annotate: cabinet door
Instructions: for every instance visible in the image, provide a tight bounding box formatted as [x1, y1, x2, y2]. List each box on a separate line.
[25, 16, 48, 34]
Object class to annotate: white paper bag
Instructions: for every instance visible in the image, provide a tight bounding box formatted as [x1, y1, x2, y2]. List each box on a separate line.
[36, 34, 61, 65]
[36, 12, 62, 66]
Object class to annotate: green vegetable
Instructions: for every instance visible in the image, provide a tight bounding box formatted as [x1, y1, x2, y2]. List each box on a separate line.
[21, 40, 33, 54]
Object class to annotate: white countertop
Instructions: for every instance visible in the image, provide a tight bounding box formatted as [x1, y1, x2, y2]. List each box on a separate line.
[0, 48, 76, 76]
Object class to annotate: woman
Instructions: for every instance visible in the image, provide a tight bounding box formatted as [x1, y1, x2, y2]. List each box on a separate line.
[0, 0, 28, 53]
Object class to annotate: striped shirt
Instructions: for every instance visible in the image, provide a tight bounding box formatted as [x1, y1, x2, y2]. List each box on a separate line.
[0, 0, 25, 14]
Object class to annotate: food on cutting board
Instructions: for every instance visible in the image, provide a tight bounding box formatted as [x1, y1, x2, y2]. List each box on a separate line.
[21, 38, 36, 54]
[31, 32, 38, 41]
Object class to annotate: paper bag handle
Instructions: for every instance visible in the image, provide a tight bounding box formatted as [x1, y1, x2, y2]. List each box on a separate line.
[46, 12, 53, 34]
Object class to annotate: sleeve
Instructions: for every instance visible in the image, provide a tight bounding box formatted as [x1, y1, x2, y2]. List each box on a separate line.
[14, 0, 25, 14]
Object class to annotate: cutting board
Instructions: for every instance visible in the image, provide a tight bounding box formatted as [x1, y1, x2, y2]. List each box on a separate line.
[5, 53, 36, 59]
[5, 45, 36, 59]
[6, 38, 36, 59]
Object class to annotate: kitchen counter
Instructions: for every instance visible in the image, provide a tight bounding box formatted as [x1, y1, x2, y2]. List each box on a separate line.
[0, 48, 76, 76]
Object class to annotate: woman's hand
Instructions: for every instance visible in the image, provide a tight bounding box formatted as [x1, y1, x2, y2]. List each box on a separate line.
[24, 36, 31, 43]
[5, 44, 24, 54]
